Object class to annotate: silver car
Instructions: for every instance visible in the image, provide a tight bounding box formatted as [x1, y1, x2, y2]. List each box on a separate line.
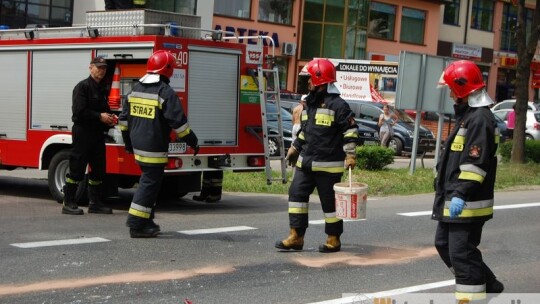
[493, 109, 540, 140]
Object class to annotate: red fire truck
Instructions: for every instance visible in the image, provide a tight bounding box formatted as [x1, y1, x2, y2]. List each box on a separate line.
[0, 10, 282, 203]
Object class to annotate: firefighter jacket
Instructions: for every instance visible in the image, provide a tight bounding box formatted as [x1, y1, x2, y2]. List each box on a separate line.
[432, 103, 500, 223]
[118, 78, 193, 166]
[292, 91, 358, 174]
[72, 76, 111, 133]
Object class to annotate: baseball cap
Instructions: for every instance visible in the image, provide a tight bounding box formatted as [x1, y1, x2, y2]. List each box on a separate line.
[90, 57, 107, 67]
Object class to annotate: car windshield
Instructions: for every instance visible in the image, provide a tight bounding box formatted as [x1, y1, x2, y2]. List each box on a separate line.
[266, 103, 293, 121]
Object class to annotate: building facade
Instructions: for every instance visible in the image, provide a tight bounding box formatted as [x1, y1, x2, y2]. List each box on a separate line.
[439, 0, 539, 102]
[2, 0, 539, 100]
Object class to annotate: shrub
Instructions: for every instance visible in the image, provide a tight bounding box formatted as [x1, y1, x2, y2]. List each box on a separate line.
[498, 140, 540, 163]
[356, 145, 394, 170]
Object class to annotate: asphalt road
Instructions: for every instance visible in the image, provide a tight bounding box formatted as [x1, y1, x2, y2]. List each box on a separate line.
[0, 169, 539, 303]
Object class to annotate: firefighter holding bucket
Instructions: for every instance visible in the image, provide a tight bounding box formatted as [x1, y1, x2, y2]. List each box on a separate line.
[275, 58, 359, 253]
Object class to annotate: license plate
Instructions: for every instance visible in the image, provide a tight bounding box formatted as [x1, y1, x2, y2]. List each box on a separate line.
[364, 140, 377, 145]
[168, 142, 187, 153]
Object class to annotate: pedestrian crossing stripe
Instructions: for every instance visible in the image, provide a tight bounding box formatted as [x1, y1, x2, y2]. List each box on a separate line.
[11, 237, 110, 248]
[397, 202, 540, 217]
[177, 226, 257, 235]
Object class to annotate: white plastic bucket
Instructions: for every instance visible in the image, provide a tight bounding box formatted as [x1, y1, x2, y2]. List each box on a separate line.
[334, 181, 368, 220]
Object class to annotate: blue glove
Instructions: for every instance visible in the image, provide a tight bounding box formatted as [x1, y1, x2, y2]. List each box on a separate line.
[449, 197, 465, 219]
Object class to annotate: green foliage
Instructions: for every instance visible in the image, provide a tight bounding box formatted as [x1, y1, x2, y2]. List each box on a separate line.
[355, 145, 395, 170]
[223, 162, 540, 197]
[498, 140, 540, 163]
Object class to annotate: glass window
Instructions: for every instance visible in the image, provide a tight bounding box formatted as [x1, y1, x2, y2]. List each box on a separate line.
[146, 0, 197, 14]
[360, 104, 381, 122]
[302, 0, 367, 60]
[345, 0, 368, 59]
[322, 24, 343, 58]
[274, 56, 289, 89]
[214, 0, 251, 19]
[368, 1, 396, 40]
[501, 4, 533, 52]
[304, 0, 323, 21]
[258, 0, 292, 25]
[325, 0, 344, 23]
[50, 7, 71, 25]
[443, 0, 460, 26]
[471, 0, 493, 31]
[400, 7, 425, 44]
[52, 0, 71, 6]
[300, 22, 322, 59]
[27, 4, 49, 23]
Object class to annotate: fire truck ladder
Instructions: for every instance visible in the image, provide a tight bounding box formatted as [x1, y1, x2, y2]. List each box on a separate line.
[257, 65, 287, 185]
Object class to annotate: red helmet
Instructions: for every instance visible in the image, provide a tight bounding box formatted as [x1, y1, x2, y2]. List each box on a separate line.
[300, 58, 336, 87]
[147, 50, 176, 79]
[439, 60, 485, 98]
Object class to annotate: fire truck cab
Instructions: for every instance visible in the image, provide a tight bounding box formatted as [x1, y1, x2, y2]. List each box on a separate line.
[0, 9, 275, 202]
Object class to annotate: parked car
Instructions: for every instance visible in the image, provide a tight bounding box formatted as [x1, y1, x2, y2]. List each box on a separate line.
[266, 102, 293, 156]
[278, 100, 379, 146]
[494, 114, 509, 142]
[493, 109, 540, 140]
[280, 99, 300, 115]
[491, 99, 540, 112]
[346, 100, 435, 156]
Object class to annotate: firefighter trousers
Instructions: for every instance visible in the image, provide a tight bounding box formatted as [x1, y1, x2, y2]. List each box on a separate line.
[435, 221, 496, 297]
[288, 168, 343, 236]
[68, 125, 106, 182]
[127, 164, 165, 228]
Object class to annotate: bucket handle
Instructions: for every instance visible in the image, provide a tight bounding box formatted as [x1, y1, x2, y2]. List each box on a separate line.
[348, 167, 352, 190]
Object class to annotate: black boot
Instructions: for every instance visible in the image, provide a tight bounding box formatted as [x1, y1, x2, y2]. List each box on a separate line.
[62, 183, 84, 215]
[127, 214, 159, 238]
[88, 184, 113, 214]
[486, 279, 504, 294]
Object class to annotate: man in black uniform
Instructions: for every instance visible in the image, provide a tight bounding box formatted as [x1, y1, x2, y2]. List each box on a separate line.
[275, 58, 358, 253]
[435, 60, 504, 302]
[62, 57, 116, 215]
[119, 50, 198, 238]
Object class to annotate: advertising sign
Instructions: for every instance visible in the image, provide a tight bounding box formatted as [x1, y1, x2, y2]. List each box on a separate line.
[327, 58, 398, 103]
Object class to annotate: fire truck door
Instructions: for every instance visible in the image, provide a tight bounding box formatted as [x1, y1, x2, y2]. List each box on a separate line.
[0, 51, 27, 140]
[31, 50, 90, 131]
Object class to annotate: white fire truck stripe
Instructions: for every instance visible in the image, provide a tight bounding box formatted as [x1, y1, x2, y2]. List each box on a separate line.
[397, 202, 540, 217]
[177, 226, 257, 235]
[11, 237, 110, 248]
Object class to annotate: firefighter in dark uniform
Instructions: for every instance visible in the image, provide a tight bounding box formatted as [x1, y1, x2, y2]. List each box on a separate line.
[275, 58, 358, 253]
[435, 60, 504, 301]
[62, 57, 116, 215]
[119, 50, 199, 238]
[193, 170, 223, 203]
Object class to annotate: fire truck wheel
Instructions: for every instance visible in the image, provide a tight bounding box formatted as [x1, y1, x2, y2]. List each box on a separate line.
[47, 150, 88, 204]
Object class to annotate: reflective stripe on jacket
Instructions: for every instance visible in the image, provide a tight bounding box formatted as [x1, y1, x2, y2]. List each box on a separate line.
[118, 80, 190, 165]
[432, 106, 499, 223]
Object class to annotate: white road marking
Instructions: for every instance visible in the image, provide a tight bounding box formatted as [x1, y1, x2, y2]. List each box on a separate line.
[309, 219, 366, 225]
[177, 226, 257, 235]
[306, 279, 455, 304]
[11, 237, 110, 249]
[398, 202, 540, 217]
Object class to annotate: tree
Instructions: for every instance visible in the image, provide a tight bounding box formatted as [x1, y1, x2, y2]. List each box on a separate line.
[512, 0, 540, 163]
